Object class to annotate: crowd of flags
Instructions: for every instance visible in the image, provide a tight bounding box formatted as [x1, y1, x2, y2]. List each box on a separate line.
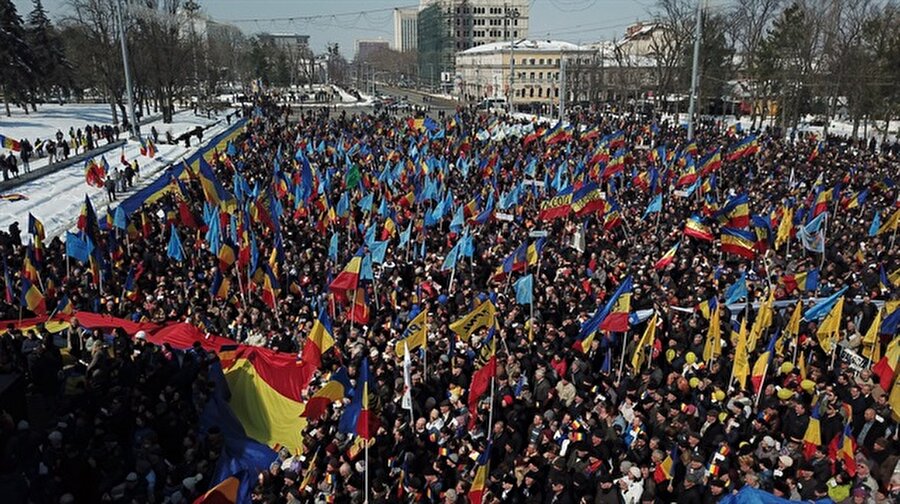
[4, 105, 900, 503]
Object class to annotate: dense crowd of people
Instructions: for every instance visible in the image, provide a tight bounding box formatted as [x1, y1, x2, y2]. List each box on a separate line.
[0, 93, 898, 504]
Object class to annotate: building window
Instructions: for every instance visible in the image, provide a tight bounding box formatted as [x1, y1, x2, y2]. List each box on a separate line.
[529, 72, 534, 81]
[539, 72, 543, 80]
[555, 88, 559, 97]
[530, 88, 534, 97]
[538, 88, 542, 97]
[530, 58, 535, 65]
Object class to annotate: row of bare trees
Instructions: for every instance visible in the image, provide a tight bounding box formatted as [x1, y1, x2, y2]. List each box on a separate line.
[647, 0, 900, 138]
[2, 0, 349, 123]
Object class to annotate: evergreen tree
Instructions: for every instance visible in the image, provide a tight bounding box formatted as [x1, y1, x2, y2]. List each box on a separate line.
[0, 0, 34, 116]
[26, 0, 71, 102]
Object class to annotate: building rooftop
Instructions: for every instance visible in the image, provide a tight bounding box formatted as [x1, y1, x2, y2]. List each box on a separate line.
[459, 39, 589, 55]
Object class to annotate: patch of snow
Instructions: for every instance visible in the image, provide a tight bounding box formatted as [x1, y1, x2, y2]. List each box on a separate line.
[0, 117, 235, 239]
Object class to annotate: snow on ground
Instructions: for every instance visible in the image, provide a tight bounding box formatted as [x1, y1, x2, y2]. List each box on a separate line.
[0, 104, 230, 173]
[663, 113, 899, 142]
[0, 108, 234, 239]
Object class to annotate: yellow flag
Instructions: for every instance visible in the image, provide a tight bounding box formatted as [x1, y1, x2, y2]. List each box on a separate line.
[778, 300, 803, 356]
[776, 206, 793, 249]
[876, 208, 900, 235]
[703, 305, 722, 362]
[732, 319, 750, 390]
[798, 350, 807, 380]
[632, 313, 658, 370]
[749, 290, 775, 352]
[449, 300, 496, 341]
[394, 310, 428, 357]
[861, 309, 882, 363]
[816, 297, 844, 353]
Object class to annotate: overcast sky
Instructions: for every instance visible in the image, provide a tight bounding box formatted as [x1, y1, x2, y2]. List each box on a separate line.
[16, 0, 654, 54]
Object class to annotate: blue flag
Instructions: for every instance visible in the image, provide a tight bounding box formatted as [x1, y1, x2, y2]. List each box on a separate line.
[515, 274, 534, 305]
[803, 286, 848, 321]
[113, 206, 127, 230]
[642, 194, 662, 219]
[167, 226, 184, 262]
[399, 222, 411, 247]
[441, 238, 462, 271]
[329, 232, 339, 262]
[65, 232, 93, 262]
[360, 253, 374, 281]
[370, 241, 388, 264]
[868, 212, 881, 237]
[725, 272, 748, 305]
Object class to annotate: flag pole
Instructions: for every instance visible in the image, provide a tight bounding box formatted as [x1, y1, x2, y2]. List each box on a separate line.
[350, 288, 358, 335]
[754, 360, 769, 408]
[364, 436, 370, 504]
[617, 331, 627, 386]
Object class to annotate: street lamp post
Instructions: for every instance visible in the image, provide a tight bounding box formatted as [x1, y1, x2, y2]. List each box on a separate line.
[115, 0, 140, 140]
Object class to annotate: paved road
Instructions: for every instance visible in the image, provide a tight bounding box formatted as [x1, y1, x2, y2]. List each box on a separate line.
[375, 85, 460, 112]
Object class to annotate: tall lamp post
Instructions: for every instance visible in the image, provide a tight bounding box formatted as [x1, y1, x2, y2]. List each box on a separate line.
[115, 0, 140, 140]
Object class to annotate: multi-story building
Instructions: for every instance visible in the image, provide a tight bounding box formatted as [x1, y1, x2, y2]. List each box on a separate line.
[417, 0, 530, 90]
[258, 33, 310, 51]
[356, 39, 391, 62]
[455, 39, 593, 109]
[393, 7, 419, 52]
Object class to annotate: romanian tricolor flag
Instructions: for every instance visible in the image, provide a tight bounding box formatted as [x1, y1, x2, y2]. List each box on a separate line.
[218, 242, 236, 271]
[719, 193, 750, 228]
[808, 140, 823, 162]
[872, 337, 900, 394]
[601, 148, 626, 179]
[210, 271, 230, 300]
[603, 200, 623, 230]
[675, 158, 698, 188]
[699, 148, 722, 176]
[827, 423, 857, 476]
[346, 288, 370, 325]
[339, 357, 373, 439]
[802, 403, 822, 458]
[654, 242, 679, 270]
[301, 307, 335, 369]
[538, 186, 573, 221]
[0, 133, 21, 151]
[575, 276, 633, 352]
[812, 188, 833, 217]
[20, 278, 46, 315]
[721, 227, 756, 259]
[782, 268, 819, 293]
[468, 442, 492, 504]
[876, 208, 900, 235]
[544, 121, 571, 145]
[653, 445, 678, 483]
[53, 294, 74, 316]
[726, 134, 759, 161]
[599, 276, 633, 332]
[684, 215, 714, 241]
[329, 248, 363, 302]
[260, 266, 278, 309]
[197, 157, 237, 212]
[302, 368, 351, 421]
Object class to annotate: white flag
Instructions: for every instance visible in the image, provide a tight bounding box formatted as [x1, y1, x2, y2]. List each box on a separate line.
[402, 342, 413, 411]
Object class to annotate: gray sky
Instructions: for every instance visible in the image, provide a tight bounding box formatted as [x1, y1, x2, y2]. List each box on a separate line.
[15, 0, 652, 54]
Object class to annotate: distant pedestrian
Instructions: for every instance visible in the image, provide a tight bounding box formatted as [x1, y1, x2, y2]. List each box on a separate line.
[105, 175, 116, 201]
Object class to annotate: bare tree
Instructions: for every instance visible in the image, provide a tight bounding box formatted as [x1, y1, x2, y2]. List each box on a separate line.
[62, 0, 123, 124]
[730, 0, 782, 128]
[647, 0, 695, 101]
